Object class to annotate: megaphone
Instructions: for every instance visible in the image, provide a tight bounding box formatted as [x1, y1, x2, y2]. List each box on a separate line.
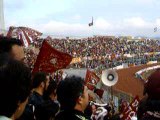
[101, 69, 118, 87]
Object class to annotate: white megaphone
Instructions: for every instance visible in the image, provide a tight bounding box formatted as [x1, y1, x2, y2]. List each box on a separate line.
[101, 69, 118, 87]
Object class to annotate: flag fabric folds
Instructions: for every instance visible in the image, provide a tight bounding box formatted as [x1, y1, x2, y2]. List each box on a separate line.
[32, 40, 72, 73]
[7, 26, 42, 47]
[88, 17, 93, 27]
[121, 96, 140, 120]
[85, 69, 100, 90]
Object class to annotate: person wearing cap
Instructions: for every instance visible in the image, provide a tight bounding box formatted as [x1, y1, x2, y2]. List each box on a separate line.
[137, 69, 160, 120]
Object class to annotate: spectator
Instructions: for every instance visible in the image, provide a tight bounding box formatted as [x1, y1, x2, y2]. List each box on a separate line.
[55, 75, 89, 120]
[137, 69, 160, 120]
[0, 36, 24, 61]
[35, 80, 59, 120]
[0, 53, 32, 120]
[18, 72, 50, 120]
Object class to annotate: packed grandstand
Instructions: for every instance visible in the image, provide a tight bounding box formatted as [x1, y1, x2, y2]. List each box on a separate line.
[1, 26, 160, 120]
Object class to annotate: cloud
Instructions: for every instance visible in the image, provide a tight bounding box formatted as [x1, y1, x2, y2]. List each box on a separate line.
[94, 18, 112, 30]
[124, 17, 147, 28]
[35, 21, 90, 36]
[6, 17, 160, 37]
[155, 19, 160, 26]
[72, 15, 81, 20]
[36, 18, 112, 36]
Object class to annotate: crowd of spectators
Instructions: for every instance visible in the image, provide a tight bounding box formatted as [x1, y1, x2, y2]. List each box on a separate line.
[1, 36, 160, 120]
[25, 36, 160, 71]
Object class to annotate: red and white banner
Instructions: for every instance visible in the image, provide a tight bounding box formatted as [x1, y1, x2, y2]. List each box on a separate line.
[121, 96, 140, 120]
[32, 40, 72, 73]
[85, 69, 100, 90]
[7, 26, 42, 47]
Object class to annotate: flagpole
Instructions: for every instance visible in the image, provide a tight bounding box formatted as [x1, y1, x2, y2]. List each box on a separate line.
[111, 86, 113, 101]
[86, 17, 94, 68]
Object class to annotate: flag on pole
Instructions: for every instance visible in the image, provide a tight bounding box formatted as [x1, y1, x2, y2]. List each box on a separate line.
[85, 69, 100, 90]
[121, 96, 140, 120]
[32, 40, 72, 73]
[88, 17, 93, 27]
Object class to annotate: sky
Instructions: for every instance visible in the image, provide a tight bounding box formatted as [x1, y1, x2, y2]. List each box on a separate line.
[3, 0, 160, 38]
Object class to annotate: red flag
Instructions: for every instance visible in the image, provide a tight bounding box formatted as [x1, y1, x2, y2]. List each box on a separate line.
[32, 40, 72, 73]
[85, 69, 100, 90]
[121, 96, 140, 120]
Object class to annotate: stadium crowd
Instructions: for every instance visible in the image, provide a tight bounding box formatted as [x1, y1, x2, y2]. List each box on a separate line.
[0, 36, 160, 120]
[25, 36, 160, 71]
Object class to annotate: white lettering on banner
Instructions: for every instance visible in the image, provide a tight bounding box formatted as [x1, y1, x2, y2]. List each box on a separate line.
[122, 96, 140, 120]
[125, 106, 132, 114]
[131, 99, 139, 111]
[50, 58, 57, 65]
[126, 111, 136, 120]
[132, 99, 139, 107]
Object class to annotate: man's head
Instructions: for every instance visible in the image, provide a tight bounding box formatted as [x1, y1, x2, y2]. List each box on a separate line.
[44, 80, 58, 101]
[57, 75, 89, 112]
[0, 53, 32, 119]
[32, 72, 50, 93]
[145, 69, 160, 99]
[0, 36, 24, 61]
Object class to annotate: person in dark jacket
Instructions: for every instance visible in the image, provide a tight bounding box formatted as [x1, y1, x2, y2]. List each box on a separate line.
[18, 72, 50, 120]
[36, 80, 59, 120]
[55, 75, 89, 120]
[137, 69, 160, 120]
[0, 54, 32, 120]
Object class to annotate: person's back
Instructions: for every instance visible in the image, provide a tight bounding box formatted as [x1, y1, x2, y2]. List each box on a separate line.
[0, 53, 32, 120]
[56, 109, 88, 120]
[35, 80, 59, 120]
[36, 99, 59, 120]
[137, 69, 160, 120]
[18, 91, 44, 120]
[18, 72, 49, 120]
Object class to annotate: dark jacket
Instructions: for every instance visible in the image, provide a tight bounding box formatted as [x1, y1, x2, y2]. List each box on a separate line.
[137, 98, 160, 120]
[35, 99, 59, 120]
[55, 109, 90, 120]
[17, 91, 44, 120]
